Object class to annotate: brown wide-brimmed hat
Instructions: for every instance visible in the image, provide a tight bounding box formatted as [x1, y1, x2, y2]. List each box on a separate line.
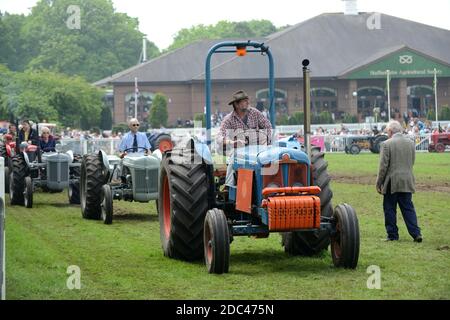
[228, 90, 249, 106]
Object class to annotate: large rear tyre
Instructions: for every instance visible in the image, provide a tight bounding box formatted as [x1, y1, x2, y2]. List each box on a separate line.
[371, 135, 388, 154]
[101, 184, 113, 225]
[282, 148, 333, 256]
[24, 176, 33, 208]
[80, 154, 104, 220]
[159, 152, 210, 261]
[331, 204, 360, 269]
[154, 133, 173, 153]
[9, 156, 27, 206]
[204, 208, 230, 274]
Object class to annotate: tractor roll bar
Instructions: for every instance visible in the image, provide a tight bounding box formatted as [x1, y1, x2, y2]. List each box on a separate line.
[205, 41, 275, 147]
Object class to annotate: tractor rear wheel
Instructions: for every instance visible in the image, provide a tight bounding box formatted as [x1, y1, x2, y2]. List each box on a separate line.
[331, 204, 360, 268]
[159, 152, 209, 261]
[154, 133, 174, 153]
[282, 148, 334, 256]
[80, 154, 104, 220]
[204, 208, 230, 274]
[9, 155, 27, 205]
[371, 135, 388, 154]
[435, 143, 445, 153]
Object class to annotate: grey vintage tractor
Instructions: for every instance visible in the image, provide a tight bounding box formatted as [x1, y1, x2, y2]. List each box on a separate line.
[9, 143, 81, 208]
[80, 147, 163, 224]
[344, 134, 388, 154]
[158, 42, 360, 274]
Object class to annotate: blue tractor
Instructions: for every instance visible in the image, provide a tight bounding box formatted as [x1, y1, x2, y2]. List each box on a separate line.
[158, 41, 360, 274]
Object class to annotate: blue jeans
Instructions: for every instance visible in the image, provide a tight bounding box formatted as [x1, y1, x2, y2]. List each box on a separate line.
[383, 184, 421, 240]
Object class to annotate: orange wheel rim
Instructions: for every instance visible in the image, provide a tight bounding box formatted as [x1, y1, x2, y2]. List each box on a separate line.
[159, 140, 173, 152]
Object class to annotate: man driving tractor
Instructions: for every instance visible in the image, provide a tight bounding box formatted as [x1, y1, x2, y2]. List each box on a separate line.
[216, 90, 272, 187]
[118, 118, 151, 157]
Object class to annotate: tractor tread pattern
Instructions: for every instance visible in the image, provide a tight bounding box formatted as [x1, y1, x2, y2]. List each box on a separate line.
[160, 152, 209, 261]
[81, 154, 104, 219]
[10, 155, 28, 205]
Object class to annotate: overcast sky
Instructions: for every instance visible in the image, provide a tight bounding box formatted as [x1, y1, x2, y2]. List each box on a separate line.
[1, 0, 449, 50]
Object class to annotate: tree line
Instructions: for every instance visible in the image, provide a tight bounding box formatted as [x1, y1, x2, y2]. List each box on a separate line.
[0, 0, 286, 129]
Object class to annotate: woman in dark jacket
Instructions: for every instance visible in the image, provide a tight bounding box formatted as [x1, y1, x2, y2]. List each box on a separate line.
[18, 120, 39, 144]
[39, 127, 56, 152]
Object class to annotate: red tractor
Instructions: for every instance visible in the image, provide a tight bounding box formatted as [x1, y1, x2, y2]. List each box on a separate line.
[428, 132, 450, 153]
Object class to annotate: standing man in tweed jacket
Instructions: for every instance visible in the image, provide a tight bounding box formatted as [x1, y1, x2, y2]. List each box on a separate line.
[376, 120, 422, 242]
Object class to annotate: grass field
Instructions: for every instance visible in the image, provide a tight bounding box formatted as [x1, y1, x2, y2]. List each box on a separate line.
[5, 153, 450, 300]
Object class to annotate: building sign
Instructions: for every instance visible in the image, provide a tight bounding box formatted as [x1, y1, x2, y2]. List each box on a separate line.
[344, 49, 450, 79]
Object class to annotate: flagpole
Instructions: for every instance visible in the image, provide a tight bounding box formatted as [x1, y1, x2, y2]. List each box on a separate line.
[134, 77, 138, 119]
[434, 68, 438, 123]
[386, 70, 391, 120]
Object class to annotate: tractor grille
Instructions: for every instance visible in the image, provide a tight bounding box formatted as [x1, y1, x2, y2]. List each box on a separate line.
[133, 169, 158, 194]
[265, 195, 321, 231]
[48, 161, 69, 182]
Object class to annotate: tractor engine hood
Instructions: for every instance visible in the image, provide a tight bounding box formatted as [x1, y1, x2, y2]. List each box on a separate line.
[122, 154, 160, 170]
[233, 145, 310, 166]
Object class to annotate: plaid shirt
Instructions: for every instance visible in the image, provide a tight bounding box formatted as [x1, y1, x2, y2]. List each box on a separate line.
[216, 107, 272, 151]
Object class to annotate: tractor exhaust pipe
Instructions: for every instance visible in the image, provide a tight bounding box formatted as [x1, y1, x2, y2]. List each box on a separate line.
[302, 59, 311, 158]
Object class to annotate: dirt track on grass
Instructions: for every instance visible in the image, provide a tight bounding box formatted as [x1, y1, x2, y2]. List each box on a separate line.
[330, 174, 450, 193]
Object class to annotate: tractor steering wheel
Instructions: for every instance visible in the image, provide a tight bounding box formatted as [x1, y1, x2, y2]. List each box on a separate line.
[120, 147, 148, 158]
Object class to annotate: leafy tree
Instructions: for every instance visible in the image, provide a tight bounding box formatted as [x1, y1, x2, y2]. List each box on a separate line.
[100, 106, 113, 130]
[0, 12, 28, 70]
[168, 20, 280, 51]
[194, 113, 206, 127]
[276, 114, 289, 126]
[0, 69, 103, 127]
[288, 111, 304, 125]
[112, 123, 128, 135]
[313, 111, 334, 124]
[343, 113, 358, 123]
[149, 93, 168, 128]
[15, 0, 159, 81]
[440, 105, 450, 120]
[427, 109, 436, 121]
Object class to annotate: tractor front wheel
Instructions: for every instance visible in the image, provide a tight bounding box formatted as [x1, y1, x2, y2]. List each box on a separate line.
[349, 144, 361, 155]
[101, 184, 113, 224]
[331, 204, 360, 269]
[204, 208, 230, 274]
[24, 176, 33, 208]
